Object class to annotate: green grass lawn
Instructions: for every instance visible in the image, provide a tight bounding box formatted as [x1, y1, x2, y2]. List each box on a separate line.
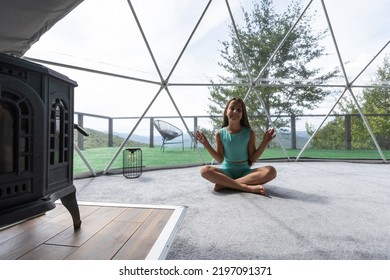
[73, 145, 390, 176]
[73, 146, 214, 175]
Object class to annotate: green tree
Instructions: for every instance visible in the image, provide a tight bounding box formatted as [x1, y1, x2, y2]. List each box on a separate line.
[208, 0, 338, 142]
[306, 118, 345, 149]
[310, 55, 390, 150]
[352, 55, 390, 149]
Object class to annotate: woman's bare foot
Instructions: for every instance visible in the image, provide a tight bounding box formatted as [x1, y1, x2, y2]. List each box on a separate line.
[214, 184, 266, 195]
[249, 185, 267, 195]
[214, 184, 225, 191]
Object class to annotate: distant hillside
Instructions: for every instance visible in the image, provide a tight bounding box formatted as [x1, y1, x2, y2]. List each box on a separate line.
[75, 128, 147, 149]
[75, 129, 310, 149]
[114, 132, 196, 147]
[276, 130, 311, 149]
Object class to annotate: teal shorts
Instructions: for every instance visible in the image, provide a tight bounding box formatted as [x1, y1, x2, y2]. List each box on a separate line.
[221, 161, 253, 179]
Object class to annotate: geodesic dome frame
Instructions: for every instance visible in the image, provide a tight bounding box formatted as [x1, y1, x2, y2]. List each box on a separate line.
[1, 0, 389, 172]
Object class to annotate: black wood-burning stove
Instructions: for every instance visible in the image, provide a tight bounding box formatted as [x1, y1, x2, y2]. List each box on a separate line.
[0, 52, 81, 230]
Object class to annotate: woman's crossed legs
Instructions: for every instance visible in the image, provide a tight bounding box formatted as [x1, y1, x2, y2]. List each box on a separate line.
[200, 165, 276, 195]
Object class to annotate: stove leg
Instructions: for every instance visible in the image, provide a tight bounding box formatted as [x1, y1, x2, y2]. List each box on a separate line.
[60, 191, 82, 230]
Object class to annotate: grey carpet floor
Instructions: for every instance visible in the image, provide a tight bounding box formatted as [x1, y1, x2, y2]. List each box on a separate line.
[73, 162, 390, 260]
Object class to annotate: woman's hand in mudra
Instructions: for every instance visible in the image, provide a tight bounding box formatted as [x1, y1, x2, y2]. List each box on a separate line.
[195, 130, 208, 145]
[263, 127, 276, 143]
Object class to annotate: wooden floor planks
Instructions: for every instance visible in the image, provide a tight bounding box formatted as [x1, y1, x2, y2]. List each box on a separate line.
[0, 202, 185, 260]
[113, 209, 174, 260]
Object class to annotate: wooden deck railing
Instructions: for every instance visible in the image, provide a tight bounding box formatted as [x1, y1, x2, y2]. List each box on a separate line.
[74, 112, 390, 150]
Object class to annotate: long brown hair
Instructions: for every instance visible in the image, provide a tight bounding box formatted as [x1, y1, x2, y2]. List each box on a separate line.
[221, 97, 251, 128]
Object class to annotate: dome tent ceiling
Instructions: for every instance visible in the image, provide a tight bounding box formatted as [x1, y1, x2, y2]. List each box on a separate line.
[0, 0, 83, 57]
[1, 0, 389, 165]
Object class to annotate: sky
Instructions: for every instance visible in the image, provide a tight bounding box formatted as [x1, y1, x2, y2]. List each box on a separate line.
[24, 0, 390, 134]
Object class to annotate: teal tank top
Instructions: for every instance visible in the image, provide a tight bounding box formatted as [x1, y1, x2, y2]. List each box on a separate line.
[219, 127, 251, 163]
